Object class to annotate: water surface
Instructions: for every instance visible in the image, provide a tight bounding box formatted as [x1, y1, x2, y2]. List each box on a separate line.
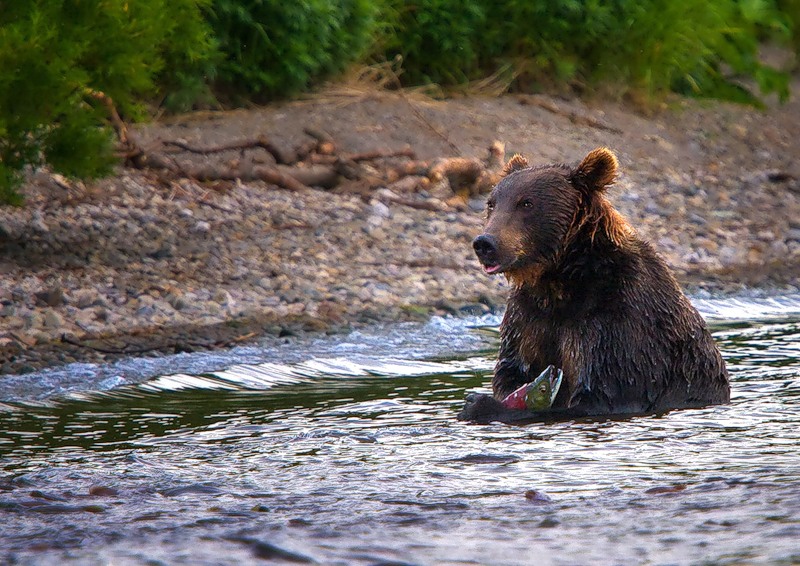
[1, 293, 799, 565]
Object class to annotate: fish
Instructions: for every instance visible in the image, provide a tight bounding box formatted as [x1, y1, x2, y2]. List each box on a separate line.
[500, 365, 563, 411]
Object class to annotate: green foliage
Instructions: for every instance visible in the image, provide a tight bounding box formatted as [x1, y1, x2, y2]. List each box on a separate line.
[378, 0, 487, 85]
[777, 0, 800, 54]
[2, 1, 797, 206]
[378, 0, 794, 105]
[207, 0, 379, 100]
[0, 0, 216, 205]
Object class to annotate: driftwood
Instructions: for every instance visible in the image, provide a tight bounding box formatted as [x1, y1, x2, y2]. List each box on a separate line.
[163, 136, 295, 165]
[428, 141, 506, 197]
[374, 189, 447, 211]
[91, 90, 510, 209]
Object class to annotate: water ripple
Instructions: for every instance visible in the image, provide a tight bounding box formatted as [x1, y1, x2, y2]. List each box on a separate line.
[0, 294, 798, 564]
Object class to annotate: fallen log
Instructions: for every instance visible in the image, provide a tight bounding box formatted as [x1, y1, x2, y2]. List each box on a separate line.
[93, 91, 509, 199]
[188, 162, 309, 192]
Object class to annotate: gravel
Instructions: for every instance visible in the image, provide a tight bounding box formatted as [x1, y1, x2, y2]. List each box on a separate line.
[1, 87, 799, 373]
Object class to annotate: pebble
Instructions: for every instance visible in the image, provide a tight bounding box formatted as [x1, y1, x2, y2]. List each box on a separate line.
[193, 221, 211, 234]
[213, 289, 235, 307]
[0, 103, 796, 374]
[22, 313, 42, 330]
[72, 289, 101, 309]
[42, 310, 64, 329]
[35, 286, 65, 307]
[370, 200, 391, 218]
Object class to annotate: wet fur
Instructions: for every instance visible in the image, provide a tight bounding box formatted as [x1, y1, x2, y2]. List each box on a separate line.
[461, 148, 730, 423]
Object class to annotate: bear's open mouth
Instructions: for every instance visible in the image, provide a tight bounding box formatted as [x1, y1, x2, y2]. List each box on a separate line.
[483, 263, 503, 274]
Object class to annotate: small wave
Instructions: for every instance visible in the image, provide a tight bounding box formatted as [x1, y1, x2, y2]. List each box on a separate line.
[1, 291, 798, 404]
[693, 292, 800, 321]
[137, 356, 492, 393]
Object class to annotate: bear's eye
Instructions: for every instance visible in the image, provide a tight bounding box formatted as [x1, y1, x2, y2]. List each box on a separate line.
[486, 201, 495, 212]
[518, 199, 533, 209]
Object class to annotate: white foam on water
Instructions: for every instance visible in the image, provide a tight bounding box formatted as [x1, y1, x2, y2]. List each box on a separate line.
[2, 291, 799, 403]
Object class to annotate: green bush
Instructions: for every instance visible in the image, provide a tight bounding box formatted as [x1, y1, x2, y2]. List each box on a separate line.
[0, 0, 216, 204]
[207, 0, 379, 100]
[378, 0, 487, 85]
[2, 1, 796, 206]
[379, 0, 792, 104]
[591, 0, 791, 105]
[777, 0, 800, 55]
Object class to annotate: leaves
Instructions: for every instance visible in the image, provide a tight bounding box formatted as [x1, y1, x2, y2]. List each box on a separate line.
[0, 0, 216, 203]
[207, 0, 379, 100]
[377, 0, 793, 105]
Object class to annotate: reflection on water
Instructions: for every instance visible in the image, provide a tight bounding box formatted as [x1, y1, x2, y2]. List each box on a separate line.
[0, 296, 799, 565]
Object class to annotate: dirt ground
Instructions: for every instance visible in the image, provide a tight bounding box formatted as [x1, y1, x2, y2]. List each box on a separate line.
[147, 78, 800, 188]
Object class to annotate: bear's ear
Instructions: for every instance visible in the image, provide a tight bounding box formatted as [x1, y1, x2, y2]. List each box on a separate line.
[502, 154, 529, 176]
[571, 147, 618, 192]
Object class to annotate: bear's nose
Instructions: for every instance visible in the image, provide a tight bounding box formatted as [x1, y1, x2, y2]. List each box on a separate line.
[472, 234, 498, 258]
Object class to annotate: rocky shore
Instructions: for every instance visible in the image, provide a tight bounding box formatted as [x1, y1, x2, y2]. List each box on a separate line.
[1, 86, 799, 373]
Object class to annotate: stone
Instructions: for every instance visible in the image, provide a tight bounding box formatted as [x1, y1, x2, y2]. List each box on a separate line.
[166, 293, 188, 311]
[43, 309, 64, 329]
[72, 288, 101, 309]
[22, 313, 43, 330]
[193, 221, 212, 234]
[213, 289, 235, 307]
[35, 286, 65, 307]
[369, 200, 391, 219]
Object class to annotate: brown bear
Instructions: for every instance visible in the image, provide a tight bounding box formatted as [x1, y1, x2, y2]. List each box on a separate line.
[459, 147, 730, 423]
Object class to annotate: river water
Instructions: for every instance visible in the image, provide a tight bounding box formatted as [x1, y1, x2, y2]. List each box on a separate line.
[1, 293, 799, 565]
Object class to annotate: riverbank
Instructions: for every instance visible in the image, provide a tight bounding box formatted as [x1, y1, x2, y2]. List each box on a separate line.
[1, 85, 799, 373]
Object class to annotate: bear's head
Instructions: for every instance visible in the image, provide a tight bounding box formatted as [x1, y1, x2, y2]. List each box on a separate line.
[472, 147, 632, 286]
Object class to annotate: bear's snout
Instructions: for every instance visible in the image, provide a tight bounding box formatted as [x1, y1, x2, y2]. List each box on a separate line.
[473, 234, 498, 258]
[473, 234, 502, 273]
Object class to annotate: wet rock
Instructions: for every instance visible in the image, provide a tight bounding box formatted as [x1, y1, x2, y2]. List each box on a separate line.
[524, 489, 552, 504]
[458, 303, 491, 316]
[242, 538, 316, 563]
[645, 484, 687, 495]
[88, 486, 119, 497]
[278, 326, 296, 338]
[434, 299, 459, 316]
[538, 517, 560, 528]
[30, 490, 67, 501]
